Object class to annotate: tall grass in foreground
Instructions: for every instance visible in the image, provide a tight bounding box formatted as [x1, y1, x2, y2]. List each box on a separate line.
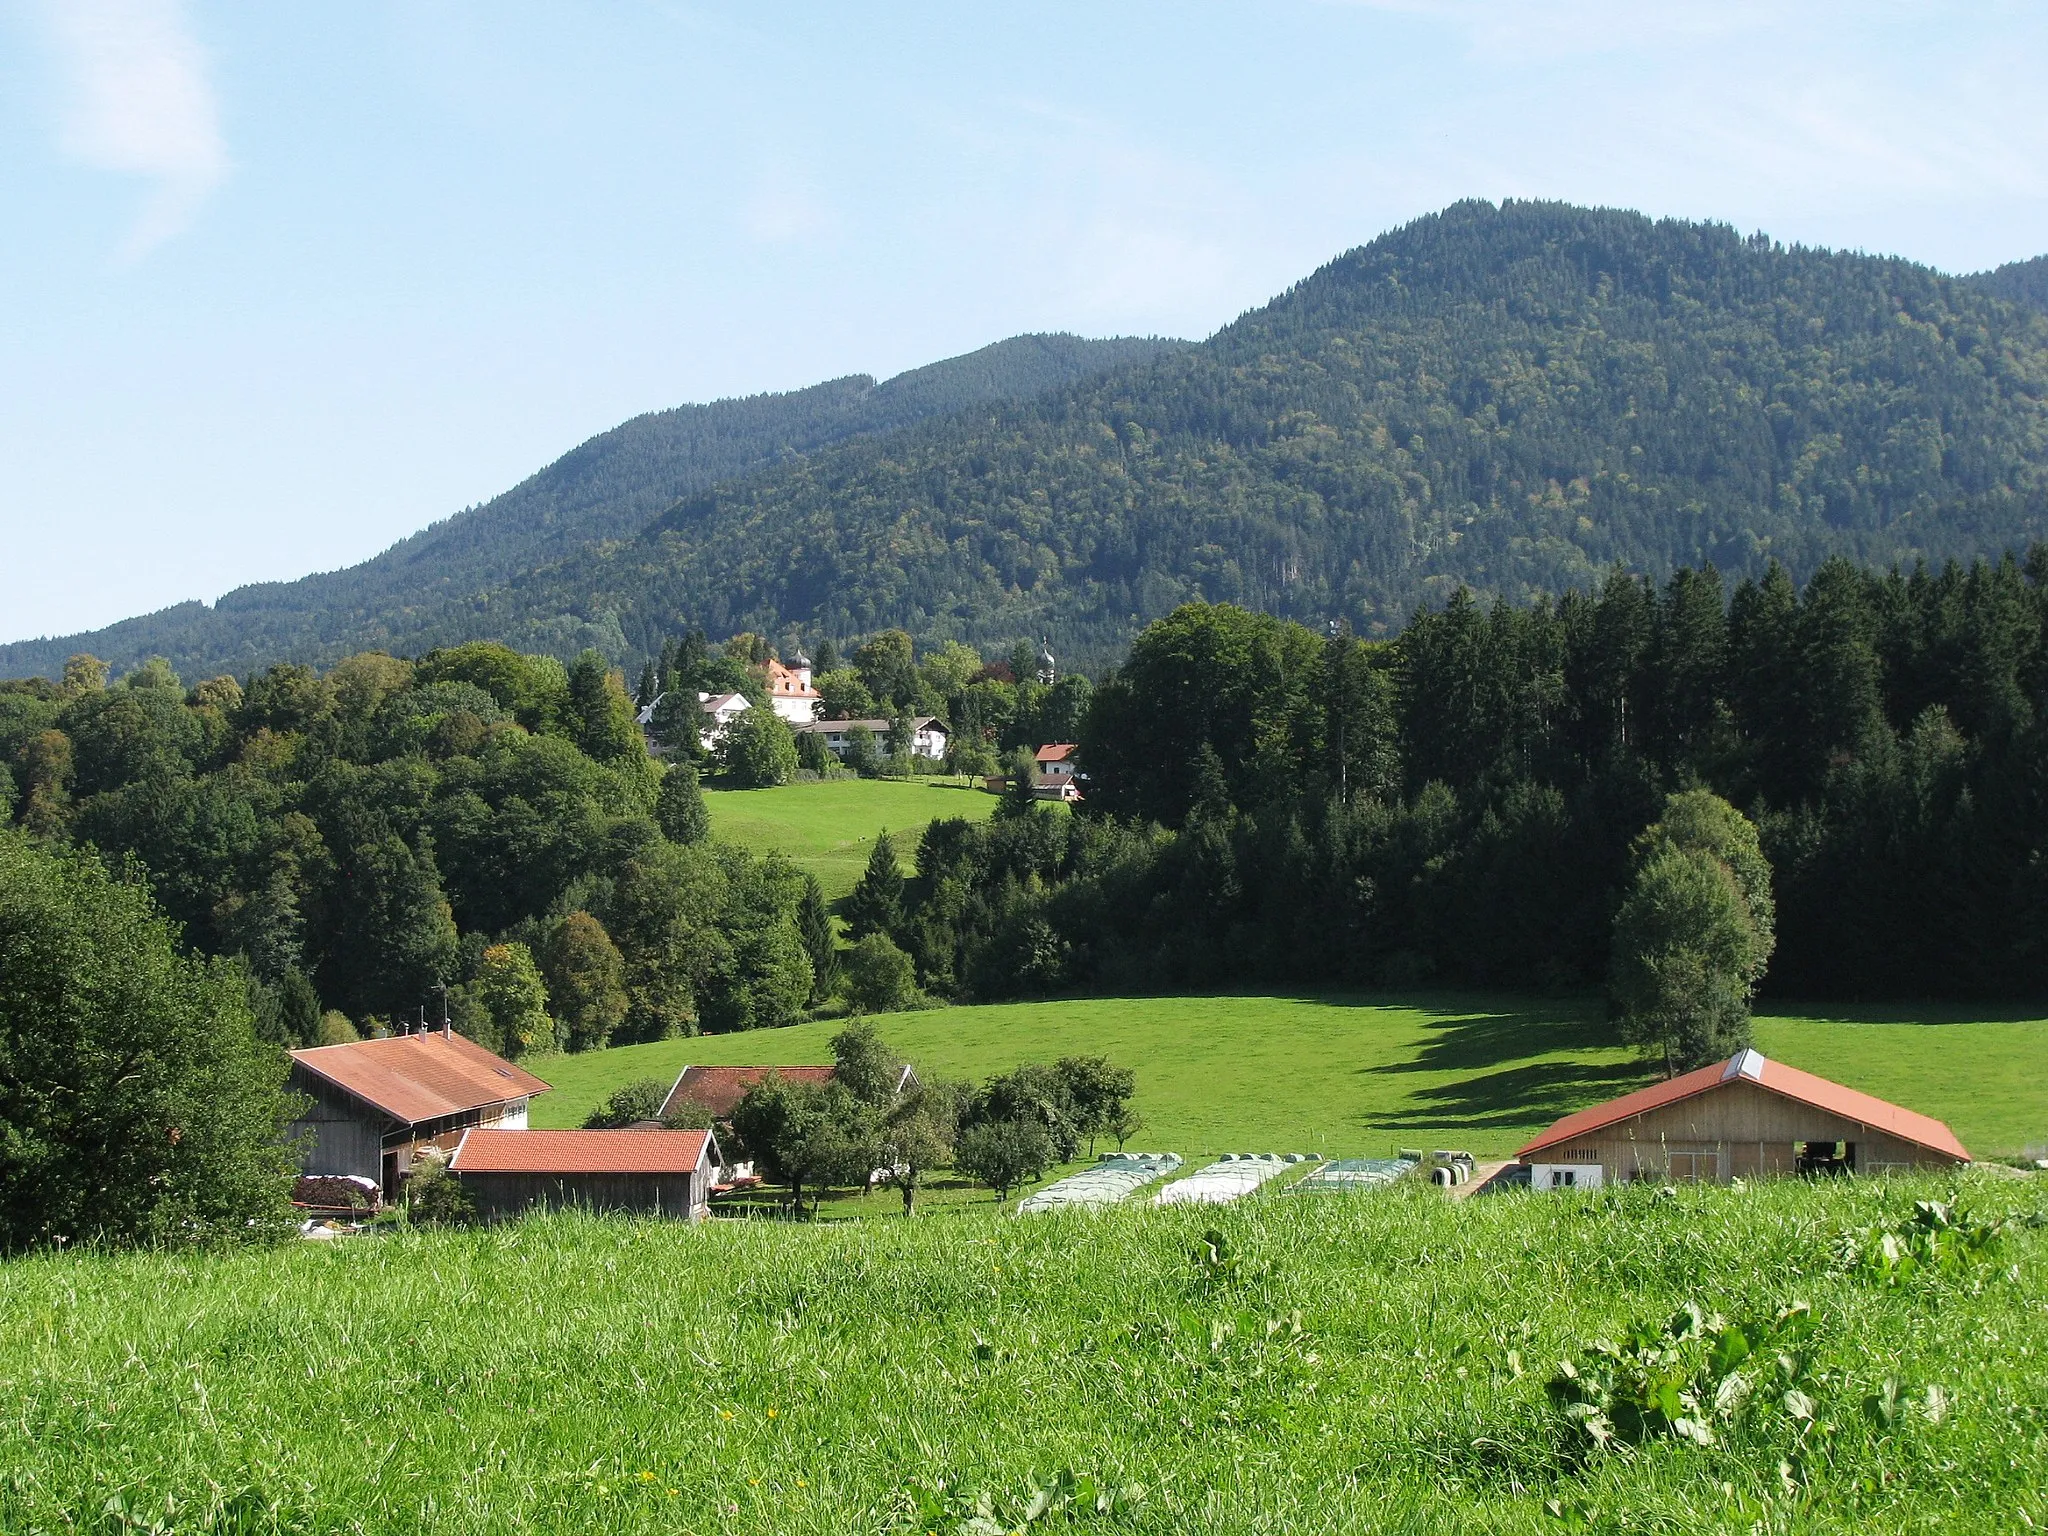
[2, 1175, 2044, 1534]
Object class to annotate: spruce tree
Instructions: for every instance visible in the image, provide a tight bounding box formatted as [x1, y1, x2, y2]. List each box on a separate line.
[843, 831, 903, 941]
[656, 760, 711, 845]
[797, 875, 838, 1003]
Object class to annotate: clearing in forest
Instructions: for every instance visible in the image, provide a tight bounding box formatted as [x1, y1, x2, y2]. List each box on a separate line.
[702, 776, 996, 900]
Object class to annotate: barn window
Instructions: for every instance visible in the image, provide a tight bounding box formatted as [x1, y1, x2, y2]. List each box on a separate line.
[1569, 1147, 1598, 1162]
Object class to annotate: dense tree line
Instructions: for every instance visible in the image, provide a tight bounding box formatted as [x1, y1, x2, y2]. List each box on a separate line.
[282, 200, 2048, 676]
[0, 642, 819, 1052]
[862, 551, 2048, 1014]
[0, 336, 1181, 685]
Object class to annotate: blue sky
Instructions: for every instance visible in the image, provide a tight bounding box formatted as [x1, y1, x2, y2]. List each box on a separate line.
[4, 1, 2047, 644]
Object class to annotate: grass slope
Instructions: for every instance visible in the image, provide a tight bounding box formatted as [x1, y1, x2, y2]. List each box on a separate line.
[529, 993, 2048, 1160]
[704, 777, 996, 901]
[4, 1179, 2043, 1534]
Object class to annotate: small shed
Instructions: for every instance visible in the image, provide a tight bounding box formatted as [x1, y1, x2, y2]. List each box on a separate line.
[287, 1027, 551, 1196]
[450, 1128, 724, 1221]
[1517, 1049, 1971, 1187]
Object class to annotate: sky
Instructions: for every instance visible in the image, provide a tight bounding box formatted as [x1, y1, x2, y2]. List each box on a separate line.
[4, 2, 2047, 645]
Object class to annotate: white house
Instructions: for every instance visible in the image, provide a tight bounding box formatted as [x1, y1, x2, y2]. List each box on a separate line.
[764, 653, 822, 725]
[1034, 743, 1081, 800]
[698, 692, 750, 746]
[792, 716, 949, 761]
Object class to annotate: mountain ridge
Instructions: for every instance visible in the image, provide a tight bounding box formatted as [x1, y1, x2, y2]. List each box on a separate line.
[1, 333, 1182, 679]
[391, 199, 2048, 670]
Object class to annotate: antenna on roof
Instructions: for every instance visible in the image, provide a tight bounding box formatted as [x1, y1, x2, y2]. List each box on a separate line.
[433, 982, 453, 1039]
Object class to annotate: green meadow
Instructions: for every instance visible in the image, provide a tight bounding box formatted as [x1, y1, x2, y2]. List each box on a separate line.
[703, 775, 997, 900]
[5, 1178, 2043, 1534]
[528, 992, 2048, 1163]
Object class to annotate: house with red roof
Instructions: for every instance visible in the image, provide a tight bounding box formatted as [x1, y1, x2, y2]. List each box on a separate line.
[1516, 1049, 1970, 1189]
[1033, 743, 1081, 800]
[450, 1128, 724, 1221]
[287, 1024, 551, 1195]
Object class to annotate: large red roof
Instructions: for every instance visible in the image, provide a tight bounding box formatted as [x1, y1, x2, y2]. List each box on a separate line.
[659, 1064, 835, 1120]
[1035, 743, 1077, 764]
[452, 1128, 714, 1175]
[289, 1032, 550, 1126]
[1517, 1050, 1970, 1162]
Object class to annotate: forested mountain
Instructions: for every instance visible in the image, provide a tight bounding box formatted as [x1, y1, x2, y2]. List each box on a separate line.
[1972, 253, 2048, 314]
[0, 333, 1180, 681]
[15, 201, 2048, 684]
[391, 201, 2048, 672]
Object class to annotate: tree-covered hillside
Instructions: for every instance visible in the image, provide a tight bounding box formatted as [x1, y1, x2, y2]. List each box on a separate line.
[1972, 253, 2048, 314]
[421, 201, 2048, 670]
[0, 334, 1180, 682]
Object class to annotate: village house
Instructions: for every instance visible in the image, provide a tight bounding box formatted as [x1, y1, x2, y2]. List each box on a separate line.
[1516, 1049, 1971, 1189]
[1033, 743, 1082, 800]
[790, 716, 949, 762]
[449, 1128, 724, 1221]
[286, 1024, 551, 1196]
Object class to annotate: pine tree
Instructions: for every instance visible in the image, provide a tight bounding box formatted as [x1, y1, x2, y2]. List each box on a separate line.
[656, 760, 711, 844]
[797, 875, 838, 1003]
[843, 831, 903, 941]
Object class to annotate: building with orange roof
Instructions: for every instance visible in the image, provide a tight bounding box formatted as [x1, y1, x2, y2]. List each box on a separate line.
[287, 1024, 550, 1195]
[450, 1128, 724, 1220]
[1515, 1049, 1970, 1189]
[764, 652, 822, 724]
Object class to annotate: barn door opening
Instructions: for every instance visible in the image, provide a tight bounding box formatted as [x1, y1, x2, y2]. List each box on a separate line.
[1796, 1141, 1850, 1176]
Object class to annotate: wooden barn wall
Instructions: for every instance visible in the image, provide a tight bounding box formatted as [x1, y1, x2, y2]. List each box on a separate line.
[457, 1170, 705, 1220]
[285, 1071, 387, 1182]
[1555, 1081, 1961, 1181]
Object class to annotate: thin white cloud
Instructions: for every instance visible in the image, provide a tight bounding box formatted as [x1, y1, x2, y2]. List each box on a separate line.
[39, 0, 227, 259]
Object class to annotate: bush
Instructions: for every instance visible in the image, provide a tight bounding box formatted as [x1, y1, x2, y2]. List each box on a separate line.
[719, 710, 799, 788]
[843, 932, 917, 1015]
[405, 1152, 475, 1226]
[583, 1077, 671, 1128]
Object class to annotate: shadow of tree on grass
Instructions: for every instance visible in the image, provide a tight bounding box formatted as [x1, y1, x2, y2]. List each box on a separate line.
[1352, 1000, 1655, 1131]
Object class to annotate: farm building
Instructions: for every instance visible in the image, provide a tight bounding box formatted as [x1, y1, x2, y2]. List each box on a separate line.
[1033, 743, 1081, 800]
[287, 1026, 550, 1196]
[450, 1129, 724, 1220]
[657, 1062, 919, 1122]
[1517, 1049, 1971, 1188]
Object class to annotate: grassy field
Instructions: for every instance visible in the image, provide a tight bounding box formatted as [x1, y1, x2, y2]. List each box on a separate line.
[4, 1176, 2043, 1534]
[703, 776, 996, 901]
[529, 993, 2048, 1163]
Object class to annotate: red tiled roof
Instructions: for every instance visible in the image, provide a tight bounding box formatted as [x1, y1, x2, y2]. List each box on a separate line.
[451, 1128, 714, 1175]
[289, 1033, 550, 1126]
[1517, 1049, 1970, 1162]
[1035, 743, 1077, 764]
[659, 1064, 835, 1120]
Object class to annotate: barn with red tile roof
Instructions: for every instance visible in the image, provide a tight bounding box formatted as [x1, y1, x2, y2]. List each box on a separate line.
[287, 1026, 550, 1195]
[450, 1128, 723, 1220]
[1516, 1049, 1970, 1188]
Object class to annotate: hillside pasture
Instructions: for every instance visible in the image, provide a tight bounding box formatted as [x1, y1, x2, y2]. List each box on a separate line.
[703, 775, 995, 900]
[529, 993, 2048, 1162]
